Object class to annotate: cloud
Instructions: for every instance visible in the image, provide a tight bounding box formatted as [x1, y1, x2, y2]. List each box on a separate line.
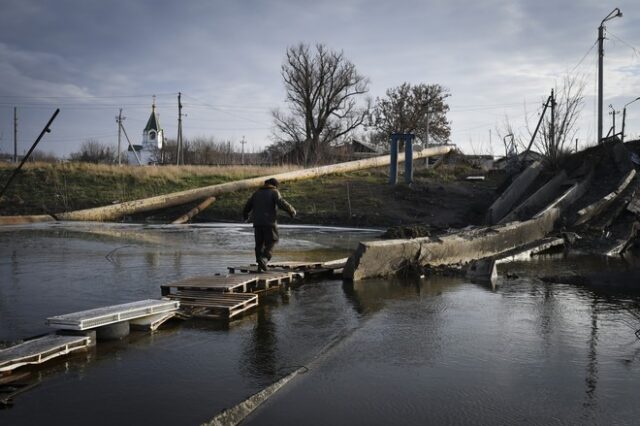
[0, 0, 638, 155]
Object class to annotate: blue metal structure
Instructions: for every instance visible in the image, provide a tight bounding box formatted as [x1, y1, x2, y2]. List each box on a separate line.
[389, 133, 415, 185]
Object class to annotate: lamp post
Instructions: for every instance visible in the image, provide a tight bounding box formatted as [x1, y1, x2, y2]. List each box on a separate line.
[598, 8, 623, 144]
[621, 97, 640, 142]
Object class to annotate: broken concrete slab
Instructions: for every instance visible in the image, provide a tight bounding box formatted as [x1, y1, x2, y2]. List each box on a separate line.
[493, 237, 565, 264]
[629, 192, 640, 216]
[465, 237, 565, 286]
[534, 170, 593, 218]
[345, 169, 593, 281]
[486, 161, 543, 225]
[500, 170, 567, 224]
[574, 169, 636, 226]
[344, 207, 561, 281]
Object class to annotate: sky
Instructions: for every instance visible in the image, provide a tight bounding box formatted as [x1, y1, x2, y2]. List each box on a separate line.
[0, 0, 639, 158]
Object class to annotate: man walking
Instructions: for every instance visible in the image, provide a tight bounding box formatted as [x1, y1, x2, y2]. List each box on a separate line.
[243, 178, 296, 272]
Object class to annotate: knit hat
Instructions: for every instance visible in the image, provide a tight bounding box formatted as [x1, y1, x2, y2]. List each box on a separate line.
[265, 178, 279, 187]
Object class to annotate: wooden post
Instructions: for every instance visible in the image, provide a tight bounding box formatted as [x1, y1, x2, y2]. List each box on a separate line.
[171, 197, 216, 224]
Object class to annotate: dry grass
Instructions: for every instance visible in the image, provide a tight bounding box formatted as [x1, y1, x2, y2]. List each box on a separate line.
[0, 162, 303, 215]
[0, 162, 300, 183]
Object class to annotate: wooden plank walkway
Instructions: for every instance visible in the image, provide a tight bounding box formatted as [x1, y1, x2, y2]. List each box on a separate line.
[161, 258, 345, 320]
[165, 291, 258, 319]
[0, 334, 92, 373]
[46, 299, 180, 331]
[161, 275, 259, 295]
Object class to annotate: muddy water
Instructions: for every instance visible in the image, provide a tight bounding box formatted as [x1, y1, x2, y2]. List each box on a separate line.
[1, 224, 640, 425]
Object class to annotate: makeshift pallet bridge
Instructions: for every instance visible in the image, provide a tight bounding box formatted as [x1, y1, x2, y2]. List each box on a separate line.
[162, 259, 347, 319]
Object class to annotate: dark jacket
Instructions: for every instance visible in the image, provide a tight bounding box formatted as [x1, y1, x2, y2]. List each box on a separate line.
[243, 184, 296, 227]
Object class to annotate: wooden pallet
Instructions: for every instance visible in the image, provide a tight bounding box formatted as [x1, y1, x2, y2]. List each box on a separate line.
[46, 299, 180, 331]
[215, 269, 302, 288]
[0, 334, 92, 373]
[161, 275, 260, 295]
[255, 271, 301, 290]
[262, 261, 325, 270]
[229, 261, 323, 273]
[165, 291, 258, 319]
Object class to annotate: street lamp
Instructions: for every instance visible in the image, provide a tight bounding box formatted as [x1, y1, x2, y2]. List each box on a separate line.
[621, 96, 640, 142]
[598, 8, 623, 144]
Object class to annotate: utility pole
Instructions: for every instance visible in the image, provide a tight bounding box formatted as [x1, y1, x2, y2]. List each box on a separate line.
[598, 8, 623, 144]
[622, 107, 627, 142]
[608, 104, 619, 137]
[13, 107, 17, 163]
[240, 135, 246, 165]
[550, 89, 556, 159]
[177, 92, 183, 165]
[424, 106, 431, 168]
[116, 109, 125, 165]
[621, 97, 640, 143]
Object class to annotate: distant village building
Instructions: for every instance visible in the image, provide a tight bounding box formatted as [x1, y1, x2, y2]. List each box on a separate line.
[128, 100, 164, 165]
[331, 139, 384, 161]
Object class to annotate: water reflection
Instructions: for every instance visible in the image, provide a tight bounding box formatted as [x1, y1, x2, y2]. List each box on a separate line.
[584, 298, 598, 412]
[241, 306, 278, 384]
[343, 275, 463, 316]
[2, 224, 640, 425]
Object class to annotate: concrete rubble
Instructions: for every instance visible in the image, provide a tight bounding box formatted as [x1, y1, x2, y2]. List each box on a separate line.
[345, 140, 640, 282]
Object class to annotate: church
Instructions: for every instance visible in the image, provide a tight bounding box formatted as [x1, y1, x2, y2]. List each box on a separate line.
[128, 99, 164, 165]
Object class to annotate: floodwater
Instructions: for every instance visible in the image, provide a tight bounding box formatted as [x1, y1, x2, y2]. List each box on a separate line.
[1, 224, 640, 425]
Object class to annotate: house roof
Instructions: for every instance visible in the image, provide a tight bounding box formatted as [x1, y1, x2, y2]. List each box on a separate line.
[351, 139, 382, 153]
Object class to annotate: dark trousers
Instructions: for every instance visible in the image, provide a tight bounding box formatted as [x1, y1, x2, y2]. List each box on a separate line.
[254, 226, 279, 268]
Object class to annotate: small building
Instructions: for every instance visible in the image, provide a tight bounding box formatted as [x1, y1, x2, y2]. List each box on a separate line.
[128, 100, 164, 165]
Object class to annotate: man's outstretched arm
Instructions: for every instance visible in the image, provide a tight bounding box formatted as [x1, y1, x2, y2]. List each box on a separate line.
[276, 192, 296, 218]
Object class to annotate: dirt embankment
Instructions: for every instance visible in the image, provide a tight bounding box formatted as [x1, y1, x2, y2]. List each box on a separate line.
[0, 162, 502, 229]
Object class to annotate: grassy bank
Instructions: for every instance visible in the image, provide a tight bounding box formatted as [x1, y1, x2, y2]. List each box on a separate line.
[0, 163, 298, 216]
[0, 161, 499, 228]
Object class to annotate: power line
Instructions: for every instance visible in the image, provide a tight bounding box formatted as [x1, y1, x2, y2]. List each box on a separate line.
[181, 93, 268, 126]
[0, 102, 176, 109]
[570, 39, 598, 73]
[607, 31, 640, 57]
[0, 93, 177, 99]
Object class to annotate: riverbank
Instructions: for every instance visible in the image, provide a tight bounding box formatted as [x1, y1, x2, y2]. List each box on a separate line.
[0, 161, 501, 228]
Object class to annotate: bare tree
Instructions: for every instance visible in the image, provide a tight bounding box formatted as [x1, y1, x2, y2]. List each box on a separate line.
[372, 82, 451, 146]
[272, 43, 370, 165]
[500, 75, 585, 168]
[69, 139, 117, 164]
[30, 150, 59, 163]
[532, 75, 585, 166]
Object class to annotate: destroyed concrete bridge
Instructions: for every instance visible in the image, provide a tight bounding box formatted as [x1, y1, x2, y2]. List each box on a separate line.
[345, 140, 640, 281]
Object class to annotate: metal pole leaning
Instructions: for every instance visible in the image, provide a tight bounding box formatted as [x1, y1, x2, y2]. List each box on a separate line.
[0, 109, 60, 198]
